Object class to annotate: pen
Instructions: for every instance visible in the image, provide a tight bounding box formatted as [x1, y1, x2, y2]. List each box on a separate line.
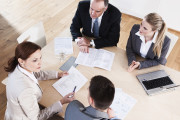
[73, 86, 77, 92]
[166, 85, 180, 89]
[68, 86, 77, 98]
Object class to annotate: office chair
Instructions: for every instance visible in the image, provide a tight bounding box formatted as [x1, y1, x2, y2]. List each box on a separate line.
[17, 22, 46, 48]
[165, 32, 178, 58]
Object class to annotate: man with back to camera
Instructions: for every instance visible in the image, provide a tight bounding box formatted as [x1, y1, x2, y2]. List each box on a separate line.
[70, 0, 121, 53]
[65, 75, 120, 120]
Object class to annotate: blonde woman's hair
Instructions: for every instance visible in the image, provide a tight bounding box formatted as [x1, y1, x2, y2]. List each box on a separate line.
[145, 13, 167, 58]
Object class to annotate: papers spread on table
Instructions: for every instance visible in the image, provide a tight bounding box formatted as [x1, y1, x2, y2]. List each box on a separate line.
[52, 66, 88, 97]
[110, 88, 137, 120]
[54, 37, 73, 55]
[75, 48, 115, 71]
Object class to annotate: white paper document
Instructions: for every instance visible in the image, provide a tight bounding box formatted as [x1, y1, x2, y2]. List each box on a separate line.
[54, 37, 73, 55]
[52, 66, 88, 97]
[75, 48, 115, 71]
[110, 88, 137, 119]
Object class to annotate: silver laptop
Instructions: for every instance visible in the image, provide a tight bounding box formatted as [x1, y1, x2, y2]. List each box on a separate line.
[136, 70, 176, 95]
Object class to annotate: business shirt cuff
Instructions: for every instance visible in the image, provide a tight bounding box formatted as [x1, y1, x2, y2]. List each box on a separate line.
[90, 40, 95, 47]
[75, 38, 80, 44]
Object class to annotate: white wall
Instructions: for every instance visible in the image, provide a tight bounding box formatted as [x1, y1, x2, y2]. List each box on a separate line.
[157, 0, 180, 31]
[109, 0, 180, 31]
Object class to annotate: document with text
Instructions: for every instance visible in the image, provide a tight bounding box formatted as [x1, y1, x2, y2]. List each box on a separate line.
[54, 37, 73, 55]
[52, 66, 88, 97]
[110, 88, 137, 119]
[75, 48, 115, 71]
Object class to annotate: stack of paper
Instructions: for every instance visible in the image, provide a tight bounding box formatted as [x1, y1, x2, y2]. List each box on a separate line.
[75, 48, 115, 71]
[54, 37, 73, 55]
[52, 66, 88, 97]
[110, 88, 137, 119]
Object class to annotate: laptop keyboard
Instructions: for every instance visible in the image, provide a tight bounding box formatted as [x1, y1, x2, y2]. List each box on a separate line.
[142, 76, 173, 90]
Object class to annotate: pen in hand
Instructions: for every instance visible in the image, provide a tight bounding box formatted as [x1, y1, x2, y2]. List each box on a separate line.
[68, 86, 77, 98]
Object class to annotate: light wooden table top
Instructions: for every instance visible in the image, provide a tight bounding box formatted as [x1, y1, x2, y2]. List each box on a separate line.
[39, 40, 180, 120]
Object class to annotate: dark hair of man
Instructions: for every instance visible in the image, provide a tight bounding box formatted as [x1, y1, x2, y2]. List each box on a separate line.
[4, 41, 41, 72]
[89, 75, 115, 110]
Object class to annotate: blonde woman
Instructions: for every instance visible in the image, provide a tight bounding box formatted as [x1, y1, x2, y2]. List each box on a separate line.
[126, 13, 171, 72]
[4, 41, 75, 120]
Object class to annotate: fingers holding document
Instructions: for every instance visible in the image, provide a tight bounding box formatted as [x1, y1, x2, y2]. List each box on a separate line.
[107, 108, 115, 118]
[60, 92, 75, 105]
[58, 71, 69, 78]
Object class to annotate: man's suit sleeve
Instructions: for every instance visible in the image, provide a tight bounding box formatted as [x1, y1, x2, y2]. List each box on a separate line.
[65, 100, 85, 120]
[139, 37, 171, 69]
[70, 2, 83, 40]
[126, 26, 137, 66]
[94, 13, 121, 48]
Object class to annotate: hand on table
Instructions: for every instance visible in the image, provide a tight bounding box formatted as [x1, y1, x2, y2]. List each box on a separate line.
[79, 45, 89, 53]
[77, 37, 90, 53]
[77, 37, 90, 46]
[128, 61, 140, 72]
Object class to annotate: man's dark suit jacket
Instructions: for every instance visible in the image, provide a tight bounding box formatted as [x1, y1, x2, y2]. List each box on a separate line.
[70, 0, 121, 49]
[65, 100, 120, 120]
[126, 24, 171, 69]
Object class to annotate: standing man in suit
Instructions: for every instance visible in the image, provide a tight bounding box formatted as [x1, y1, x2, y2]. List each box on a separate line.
[70, 0, 121, 52]
[65, 75, 120, 120]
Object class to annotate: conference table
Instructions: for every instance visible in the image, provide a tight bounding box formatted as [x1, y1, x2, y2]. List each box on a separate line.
[39, 39, 180, 120]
